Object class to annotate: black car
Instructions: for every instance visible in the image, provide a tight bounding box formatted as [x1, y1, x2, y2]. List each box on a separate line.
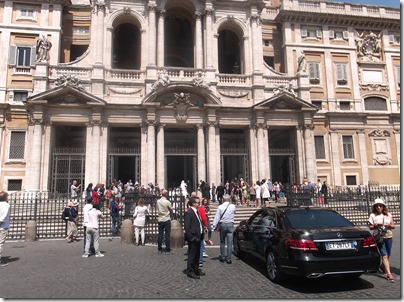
[233, 206, 381, 283]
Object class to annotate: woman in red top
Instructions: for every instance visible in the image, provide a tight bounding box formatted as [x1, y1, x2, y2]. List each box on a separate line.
[92, 184, 100, 204]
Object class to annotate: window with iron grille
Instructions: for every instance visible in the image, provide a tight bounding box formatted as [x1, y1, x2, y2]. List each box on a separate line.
[8, 179, 22, 191]
[13, 91, 28, 102]
[9, 131, 26, 160]
[342, 135, 355, 159]
[314, 136, 326, 159]
[339, 101, 351, 110]
[364, 97, 387, 111]
[346, 175, 357, 186]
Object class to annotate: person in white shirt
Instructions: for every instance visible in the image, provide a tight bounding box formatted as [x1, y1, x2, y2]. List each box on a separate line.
[0, 191, 10, 267]
[82, 203, 105, 258]
[133, 199, 150, 246]
[70, 180, 81, 200]
[212, 194, 236, 264]
[82, 198, 95, 255]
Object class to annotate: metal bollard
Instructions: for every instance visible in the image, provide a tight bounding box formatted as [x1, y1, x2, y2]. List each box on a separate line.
[120, 219, 134, 244]
[25, 220, 37, 242]
[170, 220, 184, 249]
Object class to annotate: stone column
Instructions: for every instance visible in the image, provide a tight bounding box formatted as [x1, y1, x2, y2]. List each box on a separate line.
[147, 121, 156, 184]
[205, 7, 214, 68]
[208, 121, 217, 184]
[264, 126, 270, 178]
[148, 2, 157, 66]
[295, 126, 305, 184]
[30, 119, 43, 191]
[249, 125, 258, 183]
[196, 124, 206, 183]
[195, 12, 203, 68]
[330, 131, 342, 186]
[357, 130, 369, 185]
[157, 10, 165, 67]
[393, 129, 400, 173]
[91, 121, 101, 183]
[250, 13, 260, 72]
[140, 124, 148, 185]
[156, 123, 165, 188]
[256, 124, 265, 180]
[93, 2, 105, 65]
[303, 125, 317, 183]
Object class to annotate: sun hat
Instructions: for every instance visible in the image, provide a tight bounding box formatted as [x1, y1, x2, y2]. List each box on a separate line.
[373, 198, 385, 207]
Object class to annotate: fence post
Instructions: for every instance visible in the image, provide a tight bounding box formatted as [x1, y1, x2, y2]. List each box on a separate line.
[25, 220, 37, 241]
[120, 219, 134, 244]
[170, 220, 184, 249]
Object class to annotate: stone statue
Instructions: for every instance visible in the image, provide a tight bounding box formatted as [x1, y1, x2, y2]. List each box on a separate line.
[36, 35, 52, 62]
[297, 50, 307, 72]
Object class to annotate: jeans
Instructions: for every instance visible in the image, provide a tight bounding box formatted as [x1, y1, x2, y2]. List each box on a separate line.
[219, 222, 234, 262]
[0, 229, 8, 260]
[158, 220, 171, 252]
[199, 238, 205, 264]
[111, 214, 120, 235]
[84, 227, 100, 255]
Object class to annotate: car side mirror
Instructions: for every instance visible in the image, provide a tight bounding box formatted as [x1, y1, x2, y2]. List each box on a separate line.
[239, 220, 247, 227]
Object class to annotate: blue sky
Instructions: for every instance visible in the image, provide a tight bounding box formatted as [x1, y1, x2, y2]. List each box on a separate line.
[329, 0, 400, 7]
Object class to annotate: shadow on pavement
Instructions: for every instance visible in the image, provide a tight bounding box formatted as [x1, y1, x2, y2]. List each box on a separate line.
[235, 253, 377, 293]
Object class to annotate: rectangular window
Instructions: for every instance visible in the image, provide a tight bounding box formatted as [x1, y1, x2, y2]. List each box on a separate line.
[17, 47, 31, 67]
[312, 100, 322, 109]
[346, 175, 357, 186]
[8, 179, 22, 191]
[389, 35, 400, 45]
[315, 136, 326, 159]
[339, 101, 350, 110]
[13, 91, 28, 102]
[9, 131, 26, 160]
[330, 30, 349, 40]
[301, 28, 322, 39]
[73, 27, 90, 35]
[308, 62, 320, 84]
[335, 63, 348, 85]
[16, 6, 36, 21]
[342, 135, 355, 159]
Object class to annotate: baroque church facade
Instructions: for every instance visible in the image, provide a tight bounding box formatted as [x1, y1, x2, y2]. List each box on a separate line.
[0, 0, 400, 193]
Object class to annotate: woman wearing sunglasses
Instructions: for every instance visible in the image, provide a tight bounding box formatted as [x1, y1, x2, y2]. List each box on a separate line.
[368, 198, 395, 282]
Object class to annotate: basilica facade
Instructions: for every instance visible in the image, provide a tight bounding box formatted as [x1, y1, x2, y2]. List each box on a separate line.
[0, 0, 400, 193]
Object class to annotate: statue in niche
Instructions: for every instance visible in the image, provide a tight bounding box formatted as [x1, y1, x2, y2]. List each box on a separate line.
[297, 50, 307, 73]
[36, 34, 52, 62]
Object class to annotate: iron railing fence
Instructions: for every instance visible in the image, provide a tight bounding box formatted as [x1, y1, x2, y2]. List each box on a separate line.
[285, 185, 401, 226]
[7, 192, 187, 242]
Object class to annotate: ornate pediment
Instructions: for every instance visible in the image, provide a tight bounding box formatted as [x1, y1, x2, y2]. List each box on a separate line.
[253, 91, 318, 111]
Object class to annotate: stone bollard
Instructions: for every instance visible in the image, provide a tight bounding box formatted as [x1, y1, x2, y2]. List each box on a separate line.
[120, 219, 134, 244]
[25, 220, 37, 242]
[170, 220, 184, 249]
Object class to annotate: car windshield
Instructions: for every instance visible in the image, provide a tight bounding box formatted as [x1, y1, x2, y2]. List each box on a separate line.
[284, 209, 354, 229]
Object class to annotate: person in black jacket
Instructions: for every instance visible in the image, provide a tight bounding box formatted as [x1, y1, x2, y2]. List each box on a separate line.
[183, 196, 205, 279]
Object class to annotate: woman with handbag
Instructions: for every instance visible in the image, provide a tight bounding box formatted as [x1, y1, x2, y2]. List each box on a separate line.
[368, 198, 395, 282]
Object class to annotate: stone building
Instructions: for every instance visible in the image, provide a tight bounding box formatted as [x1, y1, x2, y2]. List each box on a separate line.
[0, 0, 400, 193]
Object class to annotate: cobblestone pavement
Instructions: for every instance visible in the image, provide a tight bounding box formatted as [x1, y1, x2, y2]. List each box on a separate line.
[0, 228, 400, 299]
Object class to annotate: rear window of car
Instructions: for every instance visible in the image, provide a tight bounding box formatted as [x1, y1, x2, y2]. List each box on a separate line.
[284, 209, 354, 229]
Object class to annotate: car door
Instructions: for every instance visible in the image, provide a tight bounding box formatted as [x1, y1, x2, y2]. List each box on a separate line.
[242, 210, 264, 254]
[250, 210, 277, 261]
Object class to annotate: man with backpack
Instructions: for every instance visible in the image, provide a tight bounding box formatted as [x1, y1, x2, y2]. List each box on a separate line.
[110, 198, 120, 236]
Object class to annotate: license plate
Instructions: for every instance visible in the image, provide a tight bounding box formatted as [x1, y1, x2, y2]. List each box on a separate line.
[325, 241, 356, 250]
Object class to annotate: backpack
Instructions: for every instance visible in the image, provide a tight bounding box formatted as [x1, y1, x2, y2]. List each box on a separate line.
[61, 208, 70, 221]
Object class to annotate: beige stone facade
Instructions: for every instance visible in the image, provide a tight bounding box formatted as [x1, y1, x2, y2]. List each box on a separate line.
[0, 0, 400, 193]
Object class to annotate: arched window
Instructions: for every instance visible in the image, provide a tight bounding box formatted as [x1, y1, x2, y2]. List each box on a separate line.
[218, 29, 241, 74]
[112, 23, 141, 69]
[364, 97, 387, 111]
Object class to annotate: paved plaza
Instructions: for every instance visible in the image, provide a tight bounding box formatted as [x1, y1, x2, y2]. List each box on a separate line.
[0, 228, 401, 299]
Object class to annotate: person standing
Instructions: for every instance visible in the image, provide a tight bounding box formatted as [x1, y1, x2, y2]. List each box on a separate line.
[216, 182, 225, 205]
[82, 203, 105, 258]
[254, 181, 261, 208]
[70, 180, 81, 201]
[368, 198, 395, 282]
[212, 194, 236, 264]
[133, 199, 150, 246]
[65, 201, 78, 243]
[211, 182, 216, 203]
[157, 189, 173, 254]
[321, 181, 328, 204]
[0, 191, 10, 266]
[82, 198, 95, 255]
[184, 196, 205, 279]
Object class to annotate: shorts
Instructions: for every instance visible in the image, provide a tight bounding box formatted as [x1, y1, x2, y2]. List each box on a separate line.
[379, 237, 393, 257]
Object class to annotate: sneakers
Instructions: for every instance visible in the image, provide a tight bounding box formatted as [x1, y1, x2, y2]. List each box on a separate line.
[226, 259, 232, 264]
[0, 259, 8, 267]
[95, 253, 104, 258]
[205, 240, 213, 245]
[82, 254, 89, 258]
[199, 263, 203, 267]
[203, 252, 209, 258]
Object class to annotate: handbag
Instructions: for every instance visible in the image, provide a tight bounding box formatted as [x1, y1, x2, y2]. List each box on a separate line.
[215, 202, 230, 231]
[373, 217, 385, 245]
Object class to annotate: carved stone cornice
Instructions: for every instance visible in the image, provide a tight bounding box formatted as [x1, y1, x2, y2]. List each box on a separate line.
[28, 116, 44, 126]
[158, 9, 165, 17]
[195, 12, 203, 20]
[91, 0, 106, 14]
[369, 129, 390, 137]
[195, 124, 204, 130]
[158, 123, 166, 129]
[205, 8, 214, 16]
[146, 120, 156, 127]
[148, 2, 157, 12]
[207, 121, 217, 127]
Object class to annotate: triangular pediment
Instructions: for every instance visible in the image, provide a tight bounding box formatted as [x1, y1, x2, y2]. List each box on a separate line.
[253, 91, 318, 111]
[27, 84, 106, 106]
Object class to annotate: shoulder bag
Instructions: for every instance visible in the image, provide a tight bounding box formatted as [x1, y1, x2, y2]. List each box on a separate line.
[214, 202, 230, 232]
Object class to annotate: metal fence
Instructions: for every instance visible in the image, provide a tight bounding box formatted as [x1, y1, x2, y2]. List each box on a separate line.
[285, 185, 401, 226]
[7, 192, 187, 243]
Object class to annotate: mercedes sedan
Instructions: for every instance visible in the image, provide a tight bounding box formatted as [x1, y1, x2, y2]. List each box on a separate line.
[233, 206, 381, 283]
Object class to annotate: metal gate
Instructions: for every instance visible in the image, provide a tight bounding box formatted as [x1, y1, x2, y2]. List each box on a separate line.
[50, 148, 86, 194]
[107, 146, 141, 185]
[220, 147, 249, 183]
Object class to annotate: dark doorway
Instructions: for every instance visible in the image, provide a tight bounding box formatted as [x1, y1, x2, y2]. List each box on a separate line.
[222, 155, 246, 183]
[271, 156, 290, 185]
[166, 156, 195, 193]
[113, 23, 141, 69]
[218, 29, 241, 74]
[111, 156, 138, 184]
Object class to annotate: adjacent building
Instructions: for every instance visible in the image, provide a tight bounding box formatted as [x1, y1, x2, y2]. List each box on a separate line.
[0, 0, 400, 194]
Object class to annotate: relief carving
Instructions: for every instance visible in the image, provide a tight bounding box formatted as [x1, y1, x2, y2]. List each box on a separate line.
[355, 30, 382, 62]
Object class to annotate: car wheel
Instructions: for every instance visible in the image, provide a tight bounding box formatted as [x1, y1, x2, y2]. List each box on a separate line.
[266, 250, 284, 283]
[233, 235, 244, 258]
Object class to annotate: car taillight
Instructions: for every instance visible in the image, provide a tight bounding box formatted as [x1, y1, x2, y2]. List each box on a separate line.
[286, 238, 318, 252]
[362, 236, 377, 248]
